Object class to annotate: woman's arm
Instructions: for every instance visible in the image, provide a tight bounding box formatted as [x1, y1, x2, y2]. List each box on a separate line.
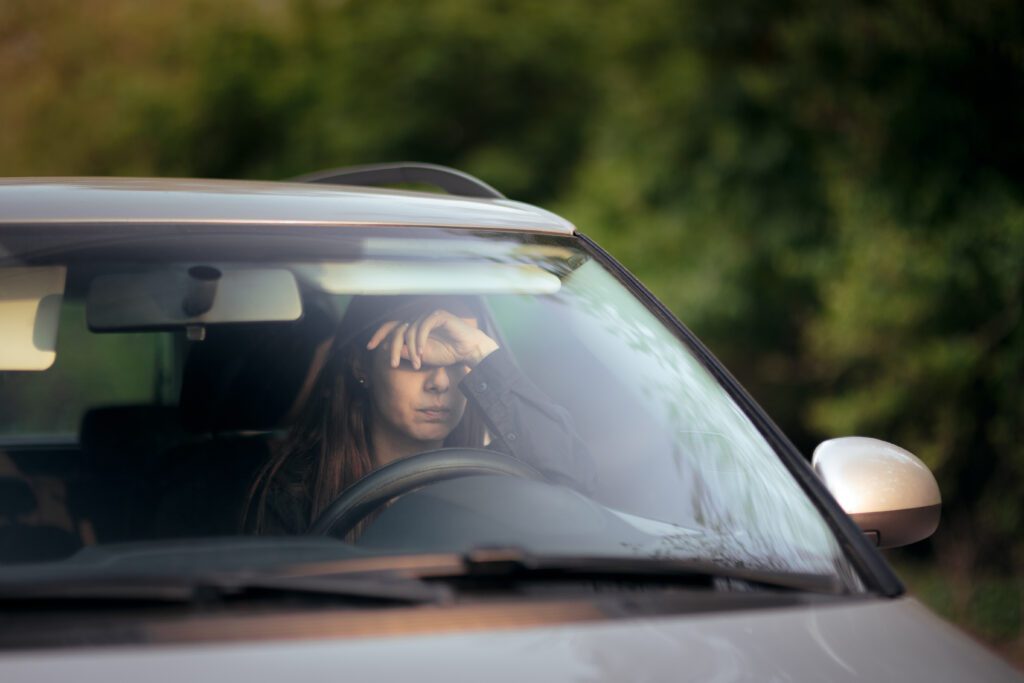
[458, 347, 596, 495]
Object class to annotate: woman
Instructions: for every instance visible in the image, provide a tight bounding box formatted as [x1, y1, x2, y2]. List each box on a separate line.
[247, 295, 592, 535]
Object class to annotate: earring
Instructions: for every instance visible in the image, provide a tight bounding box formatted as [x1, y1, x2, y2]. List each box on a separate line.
[357, 376, 366, 386]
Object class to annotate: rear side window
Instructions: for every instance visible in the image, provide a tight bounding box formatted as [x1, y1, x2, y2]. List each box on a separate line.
[0, 301, 177, 441]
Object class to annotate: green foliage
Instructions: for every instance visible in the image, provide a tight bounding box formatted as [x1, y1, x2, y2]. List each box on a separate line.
[2, 0, 1022, 578]
[896, 560, 1023, 664]
[0, 304, 169, 436]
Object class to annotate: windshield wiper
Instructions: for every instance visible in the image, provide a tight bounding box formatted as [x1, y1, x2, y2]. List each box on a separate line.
[0, 549, 842, 607]
[0, 572, 449, 607]
[414, 548, 846, 595]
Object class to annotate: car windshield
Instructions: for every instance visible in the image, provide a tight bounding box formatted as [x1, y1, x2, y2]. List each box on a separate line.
[0, 225, 859, 589]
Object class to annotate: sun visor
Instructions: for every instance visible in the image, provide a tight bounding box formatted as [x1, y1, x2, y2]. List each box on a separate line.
[0, 266, 67, 371]
[307, 261, 561, 295]
[87, 266, 303, 331]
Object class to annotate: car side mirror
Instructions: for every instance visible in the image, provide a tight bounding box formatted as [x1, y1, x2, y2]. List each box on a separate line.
[812, 437, 941, 549]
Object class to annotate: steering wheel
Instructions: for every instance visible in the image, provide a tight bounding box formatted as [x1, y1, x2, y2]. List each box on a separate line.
[306, 448, 545, 538]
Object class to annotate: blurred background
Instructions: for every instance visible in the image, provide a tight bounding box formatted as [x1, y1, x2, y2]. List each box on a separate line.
[2, 0, 1021, 663]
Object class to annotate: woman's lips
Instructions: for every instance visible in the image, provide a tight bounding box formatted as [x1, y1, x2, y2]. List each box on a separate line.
[418, 407, 451, 421]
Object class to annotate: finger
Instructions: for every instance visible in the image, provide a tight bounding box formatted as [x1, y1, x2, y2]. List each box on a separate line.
[388, 323, 405, 368]
[367, 320, 399, 351]
[416, 310, 446, 362]
[405, 318, 421, 369]
[390, 322, 409, 368]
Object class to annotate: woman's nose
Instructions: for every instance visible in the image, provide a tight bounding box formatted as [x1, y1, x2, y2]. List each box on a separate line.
[424, 366, 450, 392]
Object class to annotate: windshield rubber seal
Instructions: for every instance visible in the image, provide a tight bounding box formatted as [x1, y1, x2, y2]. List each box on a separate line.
[572, 230, 904, 598]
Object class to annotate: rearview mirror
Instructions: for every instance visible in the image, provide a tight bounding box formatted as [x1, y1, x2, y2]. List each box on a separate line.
[87, 265, 302, 331]
[812, 437, 941, 549]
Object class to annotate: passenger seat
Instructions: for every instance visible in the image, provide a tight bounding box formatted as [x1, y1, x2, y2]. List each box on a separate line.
[70, 405, 185, 543]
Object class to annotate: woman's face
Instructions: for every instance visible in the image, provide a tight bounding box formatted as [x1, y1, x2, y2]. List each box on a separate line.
[366, 347, 470, 447]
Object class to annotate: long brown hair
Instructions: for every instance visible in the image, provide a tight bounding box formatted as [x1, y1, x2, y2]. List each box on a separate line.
[246, 295, 490, 534]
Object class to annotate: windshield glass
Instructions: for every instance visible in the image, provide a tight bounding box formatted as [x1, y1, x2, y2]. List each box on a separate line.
[0, 225, 859, 588]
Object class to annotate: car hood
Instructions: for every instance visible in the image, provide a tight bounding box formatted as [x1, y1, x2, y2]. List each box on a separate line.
[0, 597, 1017, 681]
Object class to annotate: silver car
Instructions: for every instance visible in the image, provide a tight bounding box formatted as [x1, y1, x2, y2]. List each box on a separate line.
[0, 164, 1017, 680]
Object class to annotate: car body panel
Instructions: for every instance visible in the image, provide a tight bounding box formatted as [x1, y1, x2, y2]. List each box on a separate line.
[0, 597, 1017, 681]
[0, 178, 575, 234]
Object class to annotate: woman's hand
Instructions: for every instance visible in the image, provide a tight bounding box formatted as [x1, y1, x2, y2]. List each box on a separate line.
[367, 309, 499, 370]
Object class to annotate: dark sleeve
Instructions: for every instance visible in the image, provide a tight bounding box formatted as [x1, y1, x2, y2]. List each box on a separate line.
[459, 348, 597, 495]
[249, 482, 309, 535]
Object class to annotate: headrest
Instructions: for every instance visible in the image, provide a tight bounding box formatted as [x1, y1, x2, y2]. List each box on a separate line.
[179, 301, 335, 433]
[79, 406, 184, 470]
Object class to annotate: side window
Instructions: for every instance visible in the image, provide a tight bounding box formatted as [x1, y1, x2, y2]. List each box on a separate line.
[0, 300, 177, 440]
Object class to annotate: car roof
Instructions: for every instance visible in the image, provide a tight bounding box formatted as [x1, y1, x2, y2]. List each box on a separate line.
[0, 177, 575, 235]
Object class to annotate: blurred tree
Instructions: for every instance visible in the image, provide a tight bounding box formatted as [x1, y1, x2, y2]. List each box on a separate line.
[780, 0, 1024, 577]
[563, 0, 1024, 579]
[149, 0, 599, 195]
[1, 0, 1021, 583]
